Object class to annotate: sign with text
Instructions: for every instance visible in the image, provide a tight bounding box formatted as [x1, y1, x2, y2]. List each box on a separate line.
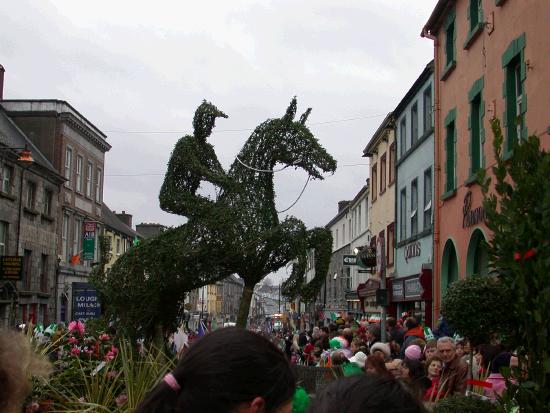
[0, 256, 23, 281]
[343, 255, 357, 266]
[358, 246, 377, 268]
[72, 282, 101, 320]
[82, 221, 96, 260]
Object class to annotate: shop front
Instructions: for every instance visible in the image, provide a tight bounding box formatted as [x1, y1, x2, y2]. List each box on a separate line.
[388, 267, 433, 327]
[357, 278, 381, 320]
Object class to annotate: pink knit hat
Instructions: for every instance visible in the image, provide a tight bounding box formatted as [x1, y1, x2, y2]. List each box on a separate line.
[405, 344, 422, 360]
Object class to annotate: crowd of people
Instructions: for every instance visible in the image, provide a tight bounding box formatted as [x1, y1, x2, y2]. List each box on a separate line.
[268, 314, 518, 404]
[1, 314, 520, 413]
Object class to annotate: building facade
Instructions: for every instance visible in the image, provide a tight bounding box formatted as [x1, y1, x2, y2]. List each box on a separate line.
[318, 201, 352, 320]
[392, 62, 435, 327]
[0, 107, 64, 328]
[101, 206, 141, 271]
[347, 185, 375, 316]
[422, 0, 550, 318]
[1, 100, 111, 322]
[363, 114, 396, 279]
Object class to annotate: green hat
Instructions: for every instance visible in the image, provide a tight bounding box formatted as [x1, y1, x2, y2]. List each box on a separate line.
[292, 387, 310, 413]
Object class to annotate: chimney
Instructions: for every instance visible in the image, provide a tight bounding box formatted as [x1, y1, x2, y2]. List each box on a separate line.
[0, 64, 5, 100]
[338, 200, 351, 213]
[116, 210, 133, 228]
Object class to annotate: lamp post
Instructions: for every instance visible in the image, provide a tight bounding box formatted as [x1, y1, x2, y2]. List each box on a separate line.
[0, 145, 34, 327]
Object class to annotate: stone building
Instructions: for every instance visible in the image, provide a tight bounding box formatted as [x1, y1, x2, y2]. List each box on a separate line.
[1, 100, 111, 322]
[0, 106, 64, 327]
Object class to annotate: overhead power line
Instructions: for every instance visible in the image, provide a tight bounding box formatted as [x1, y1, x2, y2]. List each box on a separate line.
[102, 113, 387, 134]
[105, 162, 369, 177]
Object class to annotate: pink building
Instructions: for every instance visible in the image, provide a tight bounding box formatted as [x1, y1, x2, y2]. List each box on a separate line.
[422, 0, 550, 318]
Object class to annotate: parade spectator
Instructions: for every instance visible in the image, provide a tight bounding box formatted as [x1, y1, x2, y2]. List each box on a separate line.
[400, 317, 425, 357]
[478, 343, 504, 377]
[308, 374, 427, 413]
[387, 317, 405, 346]
[401, 358, 432, 400]
[437, 336, 468, 396]
[385, 359, 405, 379]
[135, 328, 295, 413]
[484, 352, 512, 401]
[404, 344, 423, 361]
[370, 342, 391, 361]
[455, 340, 465, 359]
[423, 355, 443, 401]
[424, 339, 437, 360]
[0, 331, 52, 413]
[366, 355, 392, 377]
[350, 337, 364, 355]
[366, 324, 381, 348]
[349, 351, 368, 369]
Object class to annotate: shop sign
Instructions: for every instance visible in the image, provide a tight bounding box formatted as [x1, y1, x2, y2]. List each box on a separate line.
[72, 282, 101, 320]
[357, 279, 380, 298]
[404, 241, 421, 263]
[392, 280, 404, 300]
[83, 221, 96, 261]
[404, 277, 423, 299]
[357, 247, 377, 268]
[0, 256, 23, 281]
[463, 191, 485, 228]
[343, 255, 357, 266]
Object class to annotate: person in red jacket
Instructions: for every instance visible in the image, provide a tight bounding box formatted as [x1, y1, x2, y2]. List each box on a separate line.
[400, 317, 425, 358]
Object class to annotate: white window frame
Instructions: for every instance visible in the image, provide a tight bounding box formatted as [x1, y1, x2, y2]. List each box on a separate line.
[95, 167, 102, 202]
[43, 189, 52, 216]
[26, 181, 36, 210]
[64, 147, 72, 187]
[73, 218, 82, 257]
[411, 179, 418, 236]
[76, 155, 83, 193]
[1, 164, 12, 194]
[86, 162, 93, 198]
[0, 221, 7, 255]
[62, 214, 69, 262]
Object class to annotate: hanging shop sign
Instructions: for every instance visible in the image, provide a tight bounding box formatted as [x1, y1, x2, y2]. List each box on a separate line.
[357, 246, 377, 268]
[463, 191, 486, 228]
[404, 241, 421, 263]
[82, 221, 96, 261]
[343, 255, 357, 266]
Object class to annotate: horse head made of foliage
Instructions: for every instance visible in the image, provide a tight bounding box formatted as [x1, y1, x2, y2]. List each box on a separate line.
[232, 97, 337, 180]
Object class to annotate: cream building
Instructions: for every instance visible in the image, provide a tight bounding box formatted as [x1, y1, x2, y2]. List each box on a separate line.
[363, 114, 396, 278]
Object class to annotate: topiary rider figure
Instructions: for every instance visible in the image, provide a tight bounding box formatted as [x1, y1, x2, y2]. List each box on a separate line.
[159, 100, 231, 221]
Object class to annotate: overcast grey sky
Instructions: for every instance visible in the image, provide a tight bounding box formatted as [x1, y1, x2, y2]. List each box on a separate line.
[2, 0, 436, 279]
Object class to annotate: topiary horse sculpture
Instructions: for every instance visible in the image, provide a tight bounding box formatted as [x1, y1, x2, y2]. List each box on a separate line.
[96, 98, 336, 339]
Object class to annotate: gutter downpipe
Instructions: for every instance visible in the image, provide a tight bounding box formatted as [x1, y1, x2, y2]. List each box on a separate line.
[422, 28, 440, 326]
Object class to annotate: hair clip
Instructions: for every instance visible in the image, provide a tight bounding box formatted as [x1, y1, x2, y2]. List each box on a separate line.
[163, 373, 181, 392]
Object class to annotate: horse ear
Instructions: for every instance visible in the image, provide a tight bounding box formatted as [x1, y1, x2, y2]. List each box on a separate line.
[299, 108, 312, 125]
[283, 96, 298, 122]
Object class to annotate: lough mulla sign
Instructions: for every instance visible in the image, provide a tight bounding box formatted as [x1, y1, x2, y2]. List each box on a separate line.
[72, 282, 101, 320]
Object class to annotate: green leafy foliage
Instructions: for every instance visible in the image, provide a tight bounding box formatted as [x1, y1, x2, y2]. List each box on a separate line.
[94, 98, 337, 337]
[441, 275, 512, 347]
[433, 395, 502, 413]
[481, 119, 550, 412]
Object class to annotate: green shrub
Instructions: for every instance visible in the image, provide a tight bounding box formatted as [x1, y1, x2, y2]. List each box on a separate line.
[433, 395, 502, 413]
